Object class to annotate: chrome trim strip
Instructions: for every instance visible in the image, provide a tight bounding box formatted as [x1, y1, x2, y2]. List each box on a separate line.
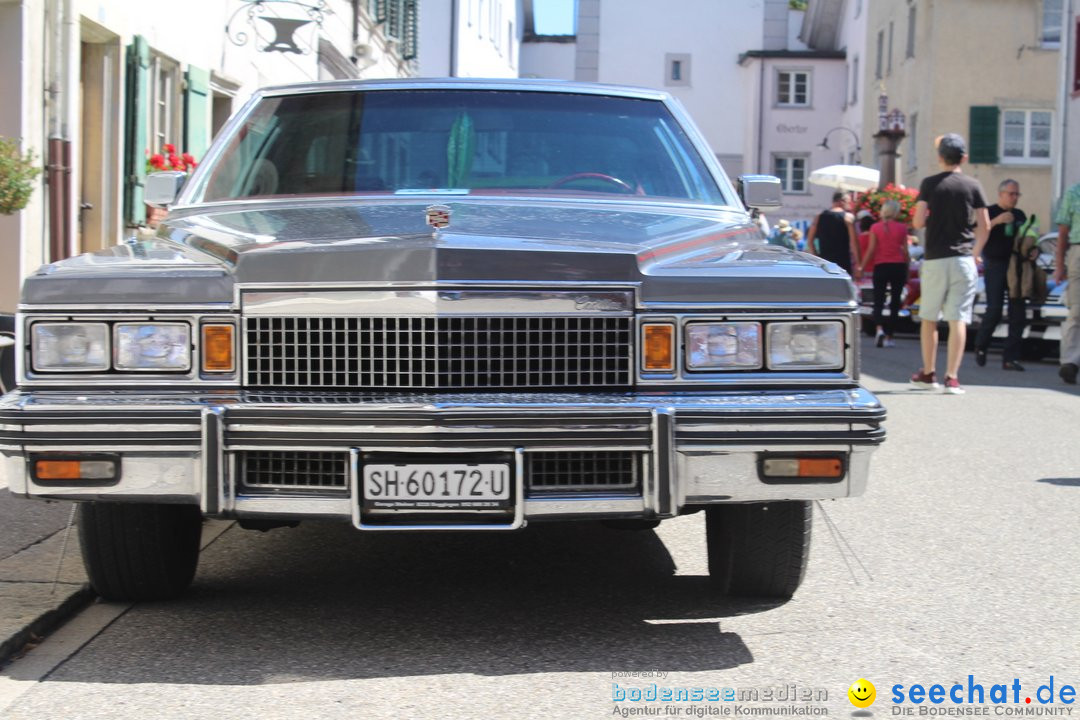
[653, 408, 675, 517]
[525, 496, 647, 517]
[241, 289, 635, 317]
[233, 496, 353, 518]
[201, 408, 224, 514]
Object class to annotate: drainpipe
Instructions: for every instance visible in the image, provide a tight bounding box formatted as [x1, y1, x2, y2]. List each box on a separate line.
[449, 0, 459, 77]
[45, 0, 64, 263]
[1053, 0, 1074, 203]
[63, 0, 77, 258]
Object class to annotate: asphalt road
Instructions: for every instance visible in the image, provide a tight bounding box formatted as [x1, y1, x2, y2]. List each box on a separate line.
[2, 335, 1079, 719]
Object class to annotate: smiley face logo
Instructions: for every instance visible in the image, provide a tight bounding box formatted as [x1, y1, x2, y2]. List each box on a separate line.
[848, 678, 876, 708]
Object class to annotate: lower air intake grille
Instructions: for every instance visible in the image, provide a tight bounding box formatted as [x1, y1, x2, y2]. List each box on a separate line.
[239, 451, 349, 490]
[527, 451, 641, 493]
[244, 316, 633, 390]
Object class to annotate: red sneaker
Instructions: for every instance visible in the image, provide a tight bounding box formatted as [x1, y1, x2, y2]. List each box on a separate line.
[942, 376, 965, 395]
[909, 369, 938, 389]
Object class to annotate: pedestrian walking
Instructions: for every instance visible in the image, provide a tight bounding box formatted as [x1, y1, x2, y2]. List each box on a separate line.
[862, 199, 910, 348]
[807, 192, 860, 276]
[1054, 180, 1080, 384]
[909, 133, 990, 395]
[973, 180, 1029, 371]
[768, 219, 797, 250]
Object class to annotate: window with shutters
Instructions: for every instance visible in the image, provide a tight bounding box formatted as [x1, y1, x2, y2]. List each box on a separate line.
[968, 106, 1001, 164]
[1075, 19, 1080, 92]
[1042, 0, 1064, 47]
[851, 56, 859, 104]
[1001, 109, 1053, 163]
[875, 30, 883, 79]
[887, 22, 893, 75]
[776, 70, 811, 107]
[906, 5, 916, 58]
[773, 154, 809, 194]
[909, 113, 918, 171]
[148, 53, 181, 154]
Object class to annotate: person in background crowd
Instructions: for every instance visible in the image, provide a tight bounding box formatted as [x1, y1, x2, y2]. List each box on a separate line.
[973, 179, 1028, 371]
[909, 133, 990, 395]
[1054, 180, 1080, 384]
[792, 228, 805, 251]
[768, 219, 797, 250]
[856, 211, 875, 279]
[807, 192, 860, 276]
[862, 200, 911, 348]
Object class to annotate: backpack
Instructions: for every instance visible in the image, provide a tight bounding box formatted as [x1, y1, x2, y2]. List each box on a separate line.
[1007, 214, 1048, 304]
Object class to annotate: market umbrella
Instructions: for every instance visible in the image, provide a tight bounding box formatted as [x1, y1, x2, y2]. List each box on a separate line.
[808, 164, 880, 192]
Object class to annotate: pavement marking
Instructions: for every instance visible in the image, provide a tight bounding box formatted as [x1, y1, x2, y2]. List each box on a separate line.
[0, 601, 132, 714]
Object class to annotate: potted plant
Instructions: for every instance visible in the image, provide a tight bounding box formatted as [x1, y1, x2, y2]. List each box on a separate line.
[0, 136, 42, 215]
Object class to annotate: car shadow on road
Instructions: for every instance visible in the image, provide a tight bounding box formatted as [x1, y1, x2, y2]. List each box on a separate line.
[1037, 477, 1080, 486]
[17, 521, 769, 685]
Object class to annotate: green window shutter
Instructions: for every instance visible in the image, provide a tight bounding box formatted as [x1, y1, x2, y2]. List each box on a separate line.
[124, 35, 150, 226]
[969, 105, 1000, 164]
[402, 0, 418, 59]
[184, 66, 211, 160]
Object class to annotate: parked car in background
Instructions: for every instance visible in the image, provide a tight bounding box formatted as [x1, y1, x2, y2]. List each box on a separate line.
[0, 79, 885, 602]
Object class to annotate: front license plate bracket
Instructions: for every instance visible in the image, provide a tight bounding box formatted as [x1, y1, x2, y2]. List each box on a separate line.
[350, 448, 526, 530]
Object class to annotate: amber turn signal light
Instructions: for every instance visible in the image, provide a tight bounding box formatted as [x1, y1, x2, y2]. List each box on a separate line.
[642, 323, 675, 371]
[761, 457, 844, 479]
[33, 458, 117, 482]
[202, 324, 235, 372]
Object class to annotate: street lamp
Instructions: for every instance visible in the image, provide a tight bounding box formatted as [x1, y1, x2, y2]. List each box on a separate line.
[818, 127, 863, 164]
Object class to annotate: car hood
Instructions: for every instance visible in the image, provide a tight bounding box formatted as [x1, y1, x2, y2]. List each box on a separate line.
[22, 198, 855, 305]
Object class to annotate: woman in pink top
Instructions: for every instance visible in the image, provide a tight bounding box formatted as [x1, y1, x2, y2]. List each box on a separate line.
[863, 200, 911, 347]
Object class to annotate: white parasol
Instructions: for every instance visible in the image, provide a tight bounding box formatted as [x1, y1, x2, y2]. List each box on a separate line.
[808, 164, 880, 192]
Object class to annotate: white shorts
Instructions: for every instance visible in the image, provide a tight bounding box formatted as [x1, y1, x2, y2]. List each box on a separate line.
[919, 256, 978, 323]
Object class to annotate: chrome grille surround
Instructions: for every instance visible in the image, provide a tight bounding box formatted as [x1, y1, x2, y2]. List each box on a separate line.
[239, 450, 349, 490]
[526, 451, 641, 494]
[244, 316, 633, 389]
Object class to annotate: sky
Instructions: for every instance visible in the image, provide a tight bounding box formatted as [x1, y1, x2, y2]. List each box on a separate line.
[532, 0, 576, 35]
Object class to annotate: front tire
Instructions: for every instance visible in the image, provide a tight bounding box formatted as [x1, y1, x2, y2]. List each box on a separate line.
[78, 503, 202, 601]
[706, 501, 811, 599]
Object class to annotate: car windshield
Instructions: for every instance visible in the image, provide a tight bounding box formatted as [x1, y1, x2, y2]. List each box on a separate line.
[193, 89, 728, 205]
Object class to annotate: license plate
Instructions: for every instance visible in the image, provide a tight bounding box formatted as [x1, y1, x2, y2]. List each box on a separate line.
[362, 463, 511, 512]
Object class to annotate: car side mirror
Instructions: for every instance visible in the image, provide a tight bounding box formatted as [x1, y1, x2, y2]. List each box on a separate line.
[145, 171, 187, 208]
[737, 175, 783, 211]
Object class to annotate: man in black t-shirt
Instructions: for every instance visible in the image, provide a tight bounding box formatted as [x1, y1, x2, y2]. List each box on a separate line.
[973, 179, 1028, 370]
[909, 133, 990, 395]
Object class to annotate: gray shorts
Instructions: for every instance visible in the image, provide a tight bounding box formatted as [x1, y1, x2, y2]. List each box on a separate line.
[919, 256, 978, 323]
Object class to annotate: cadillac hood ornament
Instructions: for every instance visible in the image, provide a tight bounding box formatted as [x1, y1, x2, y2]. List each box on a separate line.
[425, 204, 452, 229]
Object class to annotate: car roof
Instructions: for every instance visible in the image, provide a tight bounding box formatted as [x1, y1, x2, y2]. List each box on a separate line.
[257, 77, 672, 102]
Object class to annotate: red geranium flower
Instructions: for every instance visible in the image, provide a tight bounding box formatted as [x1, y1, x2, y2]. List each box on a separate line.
[163, 143, 176, 154]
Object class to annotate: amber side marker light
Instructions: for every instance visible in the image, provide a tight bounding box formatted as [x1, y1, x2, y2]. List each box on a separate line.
[202, 324, 235, 372]
[642, 323, 674, 371]
[761, 457, 844, 479]
[33, 458, 117, 482]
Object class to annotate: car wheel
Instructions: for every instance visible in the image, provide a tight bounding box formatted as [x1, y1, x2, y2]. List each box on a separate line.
[705, 501, 811, 599]
[78, 503, 202, 601]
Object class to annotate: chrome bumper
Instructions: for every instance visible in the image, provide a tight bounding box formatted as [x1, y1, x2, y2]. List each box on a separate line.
[0, 388, 885, 527]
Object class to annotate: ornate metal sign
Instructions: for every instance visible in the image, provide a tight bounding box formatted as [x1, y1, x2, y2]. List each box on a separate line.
[226, 0, 331, 55]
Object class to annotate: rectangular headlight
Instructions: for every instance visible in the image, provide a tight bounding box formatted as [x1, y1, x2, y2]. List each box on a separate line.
[685, 322, 762, 370]
[766, 322, 844, 370]
[31, 322, 110, 372]
[114, 323, 191, 371]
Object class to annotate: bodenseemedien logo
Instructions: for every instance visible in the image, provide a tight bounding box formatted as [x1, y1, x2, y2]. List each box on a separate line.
[849, 678, 877, 708]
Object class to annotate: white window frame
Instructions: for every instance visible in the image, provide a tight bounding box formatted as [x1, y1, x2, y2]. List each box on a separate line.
[148, 52, 182, 156]
[1041, 0, 1064, 47]
[1000, 109, 1053, 165]
[775, 69, 812, 108]
[773, 153, 810, 194]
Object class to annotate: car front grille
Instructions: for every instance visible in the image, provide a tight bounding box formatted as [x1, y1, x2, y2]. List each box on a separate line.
[238, 450, 349, 490]
[244, 316, 633, 390]
[526, 451, 641, 494]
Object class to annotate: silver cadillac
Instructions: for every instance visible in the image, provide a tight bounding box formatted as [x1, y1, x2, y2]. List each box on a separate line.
[0, 79, 885, 601]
